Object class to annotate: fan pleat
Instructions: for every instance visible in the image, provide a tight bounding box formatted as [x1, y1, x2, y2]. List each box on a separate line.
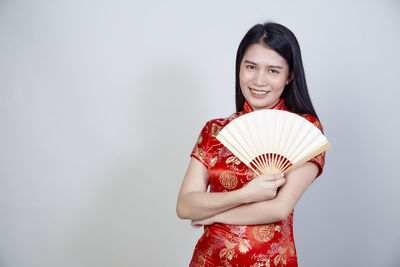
[216, 109, 331, 175]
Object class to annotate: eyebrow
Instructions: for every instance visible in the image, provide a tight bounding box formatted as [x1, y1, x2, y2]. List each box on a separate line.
[243, 59, 284, 69]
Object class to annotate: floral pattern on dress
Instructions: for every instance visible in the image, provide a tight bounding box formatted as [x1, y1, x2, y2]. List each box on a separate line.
[189, 99, 326, 266]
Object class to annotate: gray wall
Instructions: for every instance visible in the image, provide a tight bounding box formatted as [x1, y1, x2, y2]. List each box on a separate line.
[1, 0, 399, 266]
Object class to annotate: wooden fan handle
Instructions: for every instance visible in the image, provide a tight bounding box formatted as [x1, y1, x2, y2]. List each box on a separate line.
[250, 166, 262, 177]
[284, 142, 332, 174]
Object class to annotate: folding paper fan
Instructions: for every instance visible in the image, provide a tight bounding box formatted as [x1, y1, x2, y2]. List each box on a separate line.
[216, 109, 331, 176]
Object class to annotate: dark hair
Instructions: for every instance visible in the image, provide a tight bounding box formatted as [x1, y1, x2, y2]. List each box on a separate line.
[235, 22, 319, 120]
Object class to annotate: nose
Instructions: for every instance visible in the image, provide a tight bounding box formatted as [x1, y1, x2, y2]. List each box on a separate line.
[254, 70, 267, 86]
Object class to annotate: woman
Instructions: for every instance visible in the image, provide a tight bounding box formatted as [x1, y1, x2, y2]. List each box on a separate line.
[177, 22, 326, 267]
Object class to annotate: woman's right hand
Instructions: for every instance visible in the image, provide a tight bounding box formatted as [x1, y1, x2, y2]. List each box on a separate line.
[240, 173, 286, 203]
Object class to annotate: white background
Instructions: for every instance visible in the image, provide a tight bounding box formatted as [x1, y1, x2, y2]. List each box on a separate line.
[1, 0, 399, 266]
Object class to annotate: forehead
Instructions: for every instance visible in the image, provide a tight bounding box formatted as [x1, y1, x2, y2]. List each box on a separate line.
[243, 43, 288, 67]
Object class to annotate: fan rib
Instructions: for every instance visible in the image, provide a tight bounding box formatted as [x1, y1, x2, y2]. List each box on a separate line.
[285, 142, 331, 173]
[216, 109, 331, 176]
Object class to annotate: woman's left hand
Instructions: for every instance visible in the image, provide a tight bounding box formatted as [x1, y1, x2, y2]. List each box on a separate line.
[191, 217, 215, 228]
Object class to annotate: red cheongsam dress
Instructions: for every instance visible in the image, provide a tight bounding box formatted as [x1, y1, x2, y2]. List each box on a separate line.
[189, 99, 325, 267]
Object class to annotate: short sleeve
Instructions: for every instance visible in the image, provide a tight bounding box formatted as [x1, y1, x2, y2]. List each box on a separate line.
[300, 114, 326, 178]
[190, 121, 212, 168]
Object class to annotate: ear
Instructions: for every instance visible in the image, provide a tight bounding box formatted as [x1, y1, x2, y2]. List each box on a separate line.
[285, 71, 294, 85]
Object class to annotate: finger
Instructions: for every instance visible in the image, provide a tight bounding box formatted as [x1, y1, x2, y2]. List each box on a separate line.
[262, 173, 283, 181]
[261, 174, 276, 181]
[274, 177, 286, 188]
[191, 221, 202, 228]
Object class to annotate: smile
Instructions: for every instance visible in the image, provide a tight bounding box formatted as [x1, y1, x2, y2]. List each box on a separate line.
[250, 88, 269, 95]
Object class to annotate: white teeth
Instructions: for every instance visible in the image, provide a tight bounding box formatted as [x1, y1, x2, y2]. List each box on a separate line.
[250, 88, 268, 95]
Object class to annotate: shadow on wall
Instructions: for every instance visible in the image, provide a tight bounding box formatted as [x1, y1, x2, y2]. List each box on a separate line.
[68, 61, 205, 266]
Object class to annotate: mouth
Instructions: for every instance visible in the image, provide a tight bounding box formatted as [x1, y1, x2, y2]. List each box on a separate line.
[249, 88, 269, 96]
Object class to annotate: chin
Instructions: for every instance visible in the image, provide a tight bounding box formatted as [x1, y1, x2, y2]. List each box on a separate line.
[248, 98, 279, 110]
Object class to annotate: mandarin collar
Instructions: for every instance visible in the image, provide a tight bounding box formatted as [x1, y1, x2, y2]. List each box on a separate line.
[243, 98, 286, 114]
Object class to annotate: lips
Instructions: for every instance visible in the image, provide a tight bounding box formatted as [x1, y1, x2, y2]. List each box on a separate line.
[249, 87, 269, 96]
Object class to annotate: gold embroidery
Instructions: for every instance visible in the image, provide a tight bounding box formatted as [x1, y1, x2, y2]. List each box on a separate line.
[193, 147, 206, 160]
[310, 152, 325, 169]
[250, 254, 271, 267]
[210, 157, 217, 167]
[210, 123, 222, 137]
[313, 120, 322, 131]
[219, 171, 238, 189]
[220, 239, 235, 261]
[288, 242, 295, 255]
[253, 225, 281, 242]
[238, 239, 252, 253]
[192, 147, 208, 166]
[279, 245, 288, 255]
[192, 244, 215, 266]
[274, 253, 287, 266]
[226, 155, 241, 165]
[250, 263, 269, 267]
[273, 99, 285, 110]
[219, 236, 252, 264]
[273, 245, 290, 266]
[197, 135, 203, 144]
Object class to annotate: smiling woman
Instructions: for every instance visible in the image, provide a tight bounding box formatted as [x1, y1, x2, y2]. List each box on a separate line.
[239, 44, 293, 110]
[177, 22, 326, 267]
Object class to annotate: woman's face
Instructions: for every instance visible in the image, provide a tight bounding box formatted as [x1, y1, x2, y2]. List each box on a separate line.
[239, 43, 292, 110]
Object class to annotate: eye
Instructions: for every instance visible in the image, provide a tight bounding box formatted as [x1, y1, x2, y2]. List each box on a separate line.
[269, 69, 279, 74]
[246, 65, 256, 70]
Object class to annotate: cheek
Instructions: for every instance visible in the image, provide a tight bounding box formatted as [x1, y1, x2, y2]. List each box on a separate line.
[239, 70, 251, 86]
[271, 78, 287, 90]
[238, 72, 246, 89]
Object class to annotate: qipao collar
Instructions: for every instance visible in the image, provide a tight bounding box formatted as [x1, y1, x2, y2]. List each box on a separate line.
[243, 98, 286, 114]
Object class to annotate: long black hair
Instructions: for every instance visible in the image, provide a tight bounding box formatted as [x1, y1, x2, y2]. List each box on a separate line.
[235, 22, 319, 120]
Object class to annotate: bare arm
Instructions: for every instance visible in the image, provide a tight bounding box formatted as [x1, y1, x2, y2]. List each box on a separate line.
[191, 162, 318, 226]
[176, 158, 286, 221]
